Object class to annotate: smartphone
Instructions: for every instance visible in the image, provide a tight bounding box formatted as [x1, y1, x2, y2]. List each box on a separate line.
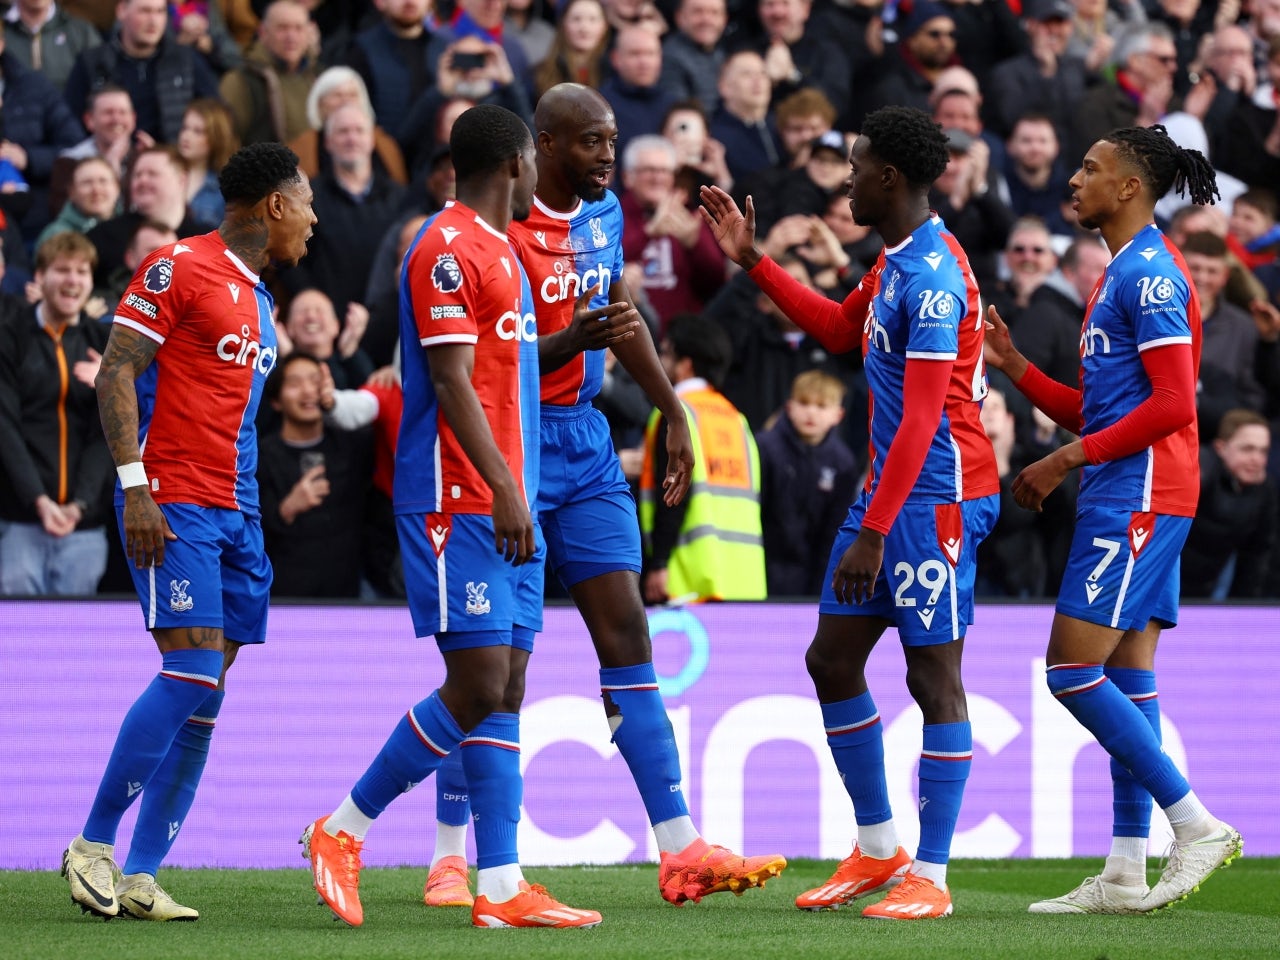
[453, 51, 487, 72]
[299, 451, 326, 474]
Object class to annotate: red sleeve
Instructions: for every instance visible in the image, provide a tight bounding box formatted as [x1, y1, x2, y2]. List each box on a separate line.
[1014, 363, 1085, 435]
[861, 357, 952, 535]
[1080, 342, 1196, 465]
[747, 255, 866, 354]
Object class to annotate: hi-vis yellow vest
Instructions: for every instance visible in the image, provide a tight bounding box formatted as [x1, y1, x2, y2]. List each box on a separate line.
[639, 386, 766, 601]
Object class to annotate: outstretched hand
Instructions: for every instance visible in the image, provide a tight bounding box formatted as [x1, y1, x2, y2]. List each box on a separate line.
[698, 185, 763, 270]
[567, 282, 641, 353]
[983, 303, 1027, 380]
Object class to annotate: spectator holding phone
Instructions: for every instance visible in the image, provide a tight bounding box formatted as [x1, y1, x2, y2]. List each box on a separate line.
[257, 352, 373, 598]
[400, 34, 534, 174]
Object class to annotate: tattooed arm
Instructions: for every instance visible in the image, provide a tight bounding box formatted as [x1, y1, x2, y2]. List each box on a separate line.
[95, 325, 175, 568]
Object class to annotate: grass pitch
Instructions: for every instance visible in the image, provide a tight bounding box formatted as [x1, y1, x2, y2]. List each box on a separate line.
[4, 857, 1276, 960]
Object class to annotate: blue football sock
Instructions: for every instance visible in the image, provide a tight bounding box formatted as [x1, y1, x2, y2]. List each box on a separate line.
[1046, 664, 1189, 807]
[435, 749, 471, 828]
[600, 664, 689, 826]
[124, 689, 224, 876]
[460, 713, 521, 870]
[917, 722, 973, 865]
[822, 693, 892, 826]
[350, 691, 465, 819]
[1105, 667, 1160, 840]
[83, 649, 223, 845]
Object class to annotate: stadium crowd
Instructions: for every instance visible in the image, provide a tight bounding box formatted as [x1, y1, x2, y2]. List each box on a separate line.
[2, 0, 1279, 601]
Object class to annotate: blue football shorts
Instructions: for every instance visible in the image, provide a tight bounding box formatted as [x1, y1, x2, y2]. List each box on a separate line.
[398, 511, 545, 651]
[819, 491, 999, 645]
[119, 501, 271, 644]
[538, 402, 641, 588]
[1055, 503, 1190, 631]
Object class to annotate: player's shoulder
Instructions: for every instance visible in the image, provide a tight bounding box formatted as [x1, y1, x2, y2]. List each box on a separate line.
[133, 233, 223, 297]
[580, 191, 624, 235]
[894, 229, 964, 287]
[1111, 230, 1190, 301]
[506, 208, 544, 254]
[582, 190, 622, 219]
[409, 207, 498, 284]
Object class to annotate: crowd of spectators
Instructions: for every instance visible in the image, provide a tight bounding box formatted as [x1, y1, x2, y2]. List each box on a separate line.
[2, 0, 1279, 600]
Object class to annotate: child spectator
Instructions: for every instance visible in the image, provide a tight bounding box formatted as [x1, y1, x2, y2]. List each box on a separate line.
[1226, 187, 1280, 271]
[756, 370, 858, 597]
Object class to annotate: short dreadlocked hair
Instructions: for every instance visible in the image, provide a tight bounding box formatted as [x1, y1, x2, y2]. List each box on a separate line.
[860, 106, 949, 189]
[1103, 125, 1219, 207]
[219, 142, 301, 206]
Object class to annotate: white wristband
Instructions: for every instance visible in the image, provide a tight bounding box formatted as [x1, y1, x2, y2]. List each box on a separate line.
[117, 462, 149, 489]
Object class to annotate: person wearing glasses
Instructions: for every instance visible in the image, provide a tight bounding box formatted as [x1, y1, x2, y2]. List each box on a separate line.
[1072, 22, 1182, 165]
[996, 216, 1061, 317]
[863, 3, 961, 123]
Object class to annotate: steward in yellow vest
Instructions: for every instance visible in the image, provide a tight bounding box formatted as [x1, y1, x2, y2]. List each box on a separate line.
[639, 314, 766, 602]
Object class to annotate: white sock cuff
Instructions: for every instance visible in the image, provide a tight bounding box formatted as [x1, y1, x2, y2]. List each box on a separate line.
[326, 794, 375, 841]
[432, 822, 469, 863]
[476, 863, 524, 902]
[856, 820, 899, 860]
[653, 816, 699, 854]
[910, 858, 947, 889]
[1107, 836, 1149, 865]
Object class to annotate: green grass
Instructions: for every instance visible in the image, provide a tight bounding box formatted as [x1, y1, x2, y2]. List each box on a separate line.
[4, 858, 1277, 960]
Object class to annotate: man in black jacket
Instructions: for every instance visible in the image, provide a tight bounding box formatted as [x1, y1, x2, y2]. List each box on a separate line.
[1, 20, 87, 241]
[277, 104, 404, 324]
[64, 0, 220, 143]
[0, 231, 111, 594]
[1181, 409, 1278, 598]
[1017, 237, 1110, 389]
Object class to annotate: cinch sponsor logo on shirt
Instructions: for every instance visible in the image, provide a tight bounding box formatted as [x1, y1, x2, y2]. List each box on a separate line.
[124, 293, 158, 319]
[867, 309, 891, 352]
[496, 310, 537, 342]
[539, 263, 612, 304]
[1080, 322, 1111, 357]
[217, 324, 277, 374]
[431, 305, 467, 320]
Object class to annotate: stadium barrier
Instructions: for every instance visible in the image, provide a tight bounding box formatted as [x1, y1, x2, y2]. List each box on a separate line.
[3, 599, 1272, 869]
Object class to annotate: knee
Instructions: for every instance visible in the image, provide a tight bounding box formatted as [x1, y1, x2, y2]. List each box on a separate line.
[905, 667, 966, 723]
[803, 642, 830, 683]
[591, 604, 653, 667]
[499, 673, 526, 714]
[451, 674, 508, 727]
[805, 641, 861, 700]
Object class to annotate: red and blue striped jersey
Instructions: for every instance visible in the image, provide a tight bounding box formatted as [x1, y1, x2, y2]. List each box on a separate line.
[508, 192, 626, 406]
[1077, 224, 1201, 516]
[861, 216, 999, 503]
[112, 232, 278, 516]
[394, 202, 540, 515]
